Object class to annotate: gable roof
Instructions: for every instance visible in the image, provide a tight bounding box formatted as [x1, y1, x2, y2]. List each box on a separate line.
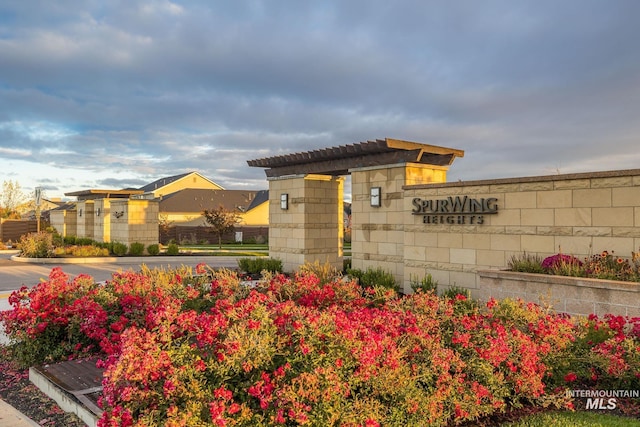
[138, 172, 224, 193]
[138, 172, 191, 193]
[246, 189, 269, 211]
[50, 202, 78, 211]
[158, 189, 262, 213]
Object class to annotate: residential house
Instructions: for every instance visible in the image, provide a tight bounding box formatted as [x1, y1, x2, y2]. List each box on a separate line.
[135, 172, 223, 200]
[52, 172, 269, 245]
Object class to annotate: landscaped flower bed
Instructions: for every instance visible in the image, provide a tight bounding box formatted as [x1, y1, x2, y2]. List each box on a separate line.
[1, 264, 640, 426]
[509, 250, 640, 282]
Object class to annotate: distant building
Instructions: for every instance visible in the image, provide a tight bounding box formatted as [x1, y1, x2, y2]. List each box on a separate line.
[49, 172, 269, 245]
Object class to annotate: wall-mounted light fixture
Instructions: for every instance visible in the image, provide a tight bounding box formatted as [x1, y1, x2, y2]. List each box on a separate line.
[96, 208, 101, 217]
[280, 193, 289, 210]
[114, 211, 125, 219]
[370, 187, 381, 207]
[79, 209, 83, 217]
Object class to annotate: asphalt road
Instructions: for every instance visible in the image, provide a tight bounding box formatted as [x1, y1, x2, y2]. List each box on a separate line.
[0, 252, 242, 293]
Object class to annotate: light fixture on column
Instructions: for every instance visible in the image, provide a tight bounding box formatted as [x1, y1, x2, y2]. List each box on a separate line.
[370, 187, 381, 207]
[280, 193, 289, 210]
[96, 208, 101, 217]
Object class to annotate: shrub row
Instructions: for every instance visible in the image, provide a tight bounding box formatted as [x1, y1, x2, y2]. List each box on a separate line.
[238, 257, 283, 275]
[18, 231, 161, 258]
[2, 266, 639, 426]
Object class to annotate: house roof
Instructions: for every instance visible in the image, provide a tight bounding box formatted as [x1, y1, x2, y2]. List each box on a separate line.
[64, 189, 144, 200]
[159, 189, 264, 213]
[139, 172, 224, 193]
[138, 172, 190, 193]
[246, 189, 269, 211]
[50, 202, 78, 211]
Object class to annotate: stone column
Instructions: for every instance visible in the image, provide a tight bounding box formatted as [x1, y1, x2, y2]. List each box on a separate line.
[110, 199, 159, 248]
[76, 200, 95, 240]
[268, 174, 344, 273]
[350, 163, 449, 292]
[93, 199, 112, 243]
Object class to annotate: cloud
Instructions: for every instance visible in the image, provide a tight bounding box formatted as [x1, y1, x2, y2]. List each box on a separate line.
[0, 0, 639, 198]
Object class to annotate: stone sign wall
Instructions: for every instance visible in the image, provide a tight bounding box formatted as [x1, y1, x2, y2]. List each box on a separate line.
[401, 169, 640, 298]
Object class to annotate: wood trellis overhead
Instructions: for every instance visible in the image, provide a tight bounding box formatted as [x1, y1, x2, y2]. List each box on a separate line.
[247, 138, 464, 178]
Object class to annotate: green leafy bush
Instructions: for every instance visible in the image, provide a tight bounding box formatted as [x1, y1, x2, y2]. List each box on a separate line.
[237, 257, 283, 274]
[166, 242, 180, 255]
[508, 252, 545, 273]
[146, 244, 160, 256]
[18, 232, 54, 258]
[410, 273, 438, 294]
[111, 242, 128, 256]
[62, 235, 77, 245]
[128, 242, 145, 256]
[347, 266, 398, 291]
[76, 237, 94, 246]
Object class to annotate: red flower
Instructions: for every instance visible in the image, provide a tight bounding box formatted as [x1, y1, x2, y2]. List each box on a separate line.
[564, 372, 578, 383]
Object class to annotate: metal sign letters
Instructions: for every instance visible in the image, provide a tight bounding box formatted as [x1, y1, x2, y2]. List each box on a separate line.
[411, 196, 498, 225]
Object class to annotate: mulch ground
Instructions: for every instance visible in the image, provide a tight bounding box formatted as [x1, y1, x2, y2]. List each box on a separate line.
[1, 344, 639, 426]
[0, 355, 85, 426]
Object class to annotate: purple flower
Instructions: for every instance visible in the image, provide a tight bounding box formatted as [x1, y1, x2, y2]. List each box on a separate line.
[541, 254, 582, 270]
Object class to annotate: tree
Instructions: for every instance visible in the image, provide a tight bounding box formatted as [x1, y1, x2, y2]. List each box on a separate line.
[202, 205, 241, 248]
[0, 180, 28, 219]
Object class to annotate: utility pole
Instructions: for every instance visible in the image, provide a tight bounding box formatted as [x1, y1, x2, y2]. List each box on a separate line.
[35, 187, 42, 232]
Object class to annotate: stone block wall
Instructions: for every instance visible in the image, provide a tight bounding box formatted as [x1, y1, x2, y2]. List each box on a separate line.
[351, 163, 449, 286]
[268, 174, 343, 273]
[403, 169, 640, 295]
[76, 201, 95, 240]
[478, 270, 640, 317]
[93, 199, 112, 243]
[110, 199, 159, 248]
[50, 209, 77, 238]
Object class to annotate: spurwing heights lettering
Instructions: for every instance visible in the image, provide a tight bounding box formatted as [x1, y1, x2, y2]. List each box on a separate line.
[412, 196, 498, 225]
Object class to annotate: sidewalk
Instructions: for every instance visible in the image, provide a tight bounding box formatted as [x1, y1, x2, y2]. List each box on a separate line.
[0, 399, 39, 427]
[1, 294, 40, 427]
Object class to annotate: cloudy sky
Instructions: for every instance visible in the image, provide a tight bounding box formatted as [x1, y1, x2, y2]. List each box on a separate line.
[1, 1, 639, 201]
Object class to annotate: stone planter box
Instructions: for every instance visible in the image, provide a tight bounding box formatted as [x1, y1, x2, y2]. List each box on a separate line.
[477, 269, 640, 317]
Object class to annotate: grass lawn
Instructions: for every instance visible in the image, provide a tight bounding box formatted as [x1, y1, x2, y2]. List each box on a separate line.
[501, 410, 640, 426]
[177, 243, 353, 257]
[178, 244, 269, 257]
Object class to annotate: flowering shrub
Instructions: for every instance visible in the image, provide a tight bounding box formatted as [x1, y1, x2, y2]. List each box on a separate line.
[18, 231, 54, 258]
[2, 264, 640, 425]
[511, 249, 640, 282]
[582, 251, 640, 282]
[52, 245, 110, 257]
[549, 313, 640, 390]
[542, 254, 582, 271]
